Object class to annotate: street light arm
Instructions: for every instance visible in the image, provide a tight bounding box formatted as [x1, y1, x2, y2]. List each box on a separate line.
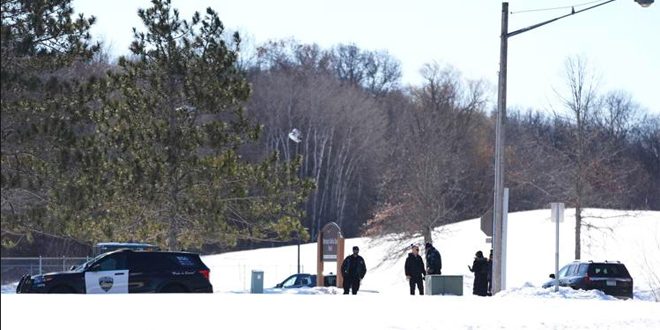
[507, 0, 616, 38]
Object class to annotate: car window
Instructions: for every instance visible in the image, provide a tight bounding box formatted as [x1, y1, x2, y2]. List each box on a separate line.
[577, 264, 589, 275]
[174, 255, 196, 267]
[129, 253, 168, 271]
[92, 253, 127, 271]
[295, 275, 312, 286]
[281, 275, 297, 288]
[129, 253, 202, 271]
[302, 276, 312, 286]
[566, 264, 578, 276]
[588, 264, 630, 277]
[557, 265, 570, 278]
[324, 275, 336, 286]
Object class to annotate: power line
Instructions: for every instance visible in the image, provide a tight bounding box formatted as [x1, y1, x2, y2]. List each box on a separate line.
[511, 0, 606, 14]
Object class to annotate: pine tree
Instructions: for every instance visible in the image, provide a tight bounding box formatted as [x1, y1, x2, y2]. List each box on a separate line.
[85, 0, 311, 250]
[1, 0, 99, 247]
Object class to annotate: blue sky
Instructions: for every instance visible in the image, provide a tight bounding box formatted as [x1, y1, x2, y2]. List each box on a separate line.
[73, 0, 659, 114]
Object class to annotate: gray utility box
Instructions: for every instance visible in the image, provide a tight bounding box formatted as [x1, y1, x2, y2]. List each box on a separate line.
[425, 275, 463, 296]
[251, 270, 264, 294]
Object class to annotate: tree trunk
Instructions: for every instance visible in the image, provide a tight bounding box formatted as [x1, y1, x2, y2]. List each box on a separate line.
[167, 220, 178, 252]
[575, 203, 582, 260]
[423, 226, 433, 244]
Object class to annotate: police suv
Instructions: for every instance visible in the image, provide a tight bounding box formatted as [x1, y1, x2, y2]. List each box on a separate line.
[16, 249, 213, 294]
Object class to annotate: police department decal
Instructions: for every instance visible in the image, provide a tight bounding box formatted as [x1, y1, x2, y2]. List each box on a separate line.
[99, 276, 114, 292]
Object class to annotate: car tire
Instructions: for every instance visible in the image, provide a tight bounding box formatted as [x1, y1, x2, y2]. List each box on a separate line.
[160, 284, 187, 293]
[50, 286, 75, 293]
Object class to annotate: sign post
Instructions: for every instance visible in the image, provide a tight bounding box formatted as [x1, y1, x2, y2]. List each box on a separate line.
[550, 202, 564, 292]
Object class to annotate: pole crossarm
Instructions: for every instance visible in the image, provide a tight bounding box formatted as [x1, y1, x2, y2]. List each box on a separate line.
[507, 0, 616, 38]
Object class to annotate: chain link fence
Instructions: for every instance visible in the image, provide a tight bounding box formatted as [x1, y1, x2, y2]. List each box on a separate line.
[1, 257, 90, 284]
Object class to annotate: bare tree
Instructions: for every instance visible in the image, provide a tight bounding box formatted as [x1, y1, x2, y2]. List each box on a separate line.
[367, 63, 489, 257]
[597, 90, 641, 140]
[330, 44, 401, 97]
[556, 56, 651, 259]
[247, 40, 389, 239]
[631, 116, 660, 209]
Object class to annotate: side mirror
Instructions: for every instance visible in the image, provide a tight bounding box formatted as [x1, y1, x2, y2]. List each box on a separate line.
[549, 274, 555, 279]
[275, 283, 282, 288]
[70, 265, 77, 271]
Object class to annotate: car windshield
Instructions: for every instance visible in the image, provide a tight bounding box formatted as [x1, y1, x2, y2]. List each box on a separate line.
[281, 275, 298, 288]
[72, 251, 117, 271]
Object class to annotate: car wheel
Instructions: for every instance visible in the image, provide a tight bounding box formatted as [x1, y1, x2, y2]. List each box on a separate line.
[160, 284, 187, 293]
[50, 286, 75, 293]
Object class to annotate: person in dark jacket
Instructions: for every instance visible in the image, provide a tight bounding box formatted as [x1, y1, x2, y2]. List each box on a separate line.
[405, 244, 426, 295]
[468, 250, 489, 296]
[341, 246, 367, 295]
[425, 242, 442, 275]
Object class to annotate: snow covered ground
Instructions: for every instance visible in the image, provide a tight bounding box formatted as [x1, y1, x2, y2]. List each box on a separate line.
[202, 209, 660, 298]
[2, 209, 659, 329]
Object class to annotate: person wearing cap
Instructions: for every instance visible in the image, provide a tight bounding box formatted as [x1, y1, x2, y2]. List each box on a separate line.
[425, 242, 442, 275]
[405, 244, 426, 295]
[341, 246, 367, 294]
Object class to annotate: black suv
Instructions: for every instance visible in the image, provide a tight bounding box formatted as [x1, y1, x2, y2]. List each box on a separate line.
[542, 260, 633, 299]
[16, 249, 212, 294]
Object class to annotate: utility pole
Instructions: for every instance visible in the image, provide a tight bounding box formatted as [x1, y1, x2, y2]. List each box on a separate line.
[492, 1, 508, 295]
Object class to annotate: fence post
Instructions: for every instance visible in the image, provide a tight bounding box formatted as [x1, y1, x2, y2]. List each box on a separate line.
[39, 256, 43, 274]
[63, 256, 66, 271]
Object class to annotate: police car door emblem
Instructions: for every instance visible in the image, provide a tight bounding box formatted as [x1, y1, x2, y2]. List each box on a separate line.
[99, 276, 114, 292]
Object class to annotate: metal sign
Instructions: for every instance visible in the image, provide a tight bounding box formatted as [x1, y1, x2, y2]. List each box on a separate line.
[480, 208, 493, 236]
[551, 203, 564, 222]
[321, 222, 342, 261]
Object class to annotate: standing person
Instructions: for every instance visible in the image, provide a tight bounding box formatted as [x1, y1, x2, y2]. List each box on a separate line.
[425, 242, 442, 275]
[405, 244, 426, 295]
[487, 249, 493, 296]
[468, 250, 489, 296]
[341, 246, 367, 295]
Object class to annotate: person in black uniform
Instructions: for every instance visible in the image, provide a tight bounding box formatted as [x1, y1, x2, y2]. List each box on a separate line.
[405, 244, 426, 295]
[425, 242, 442, 275]
[341, 246, 367, 294]
[468, 250, 489, 296]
